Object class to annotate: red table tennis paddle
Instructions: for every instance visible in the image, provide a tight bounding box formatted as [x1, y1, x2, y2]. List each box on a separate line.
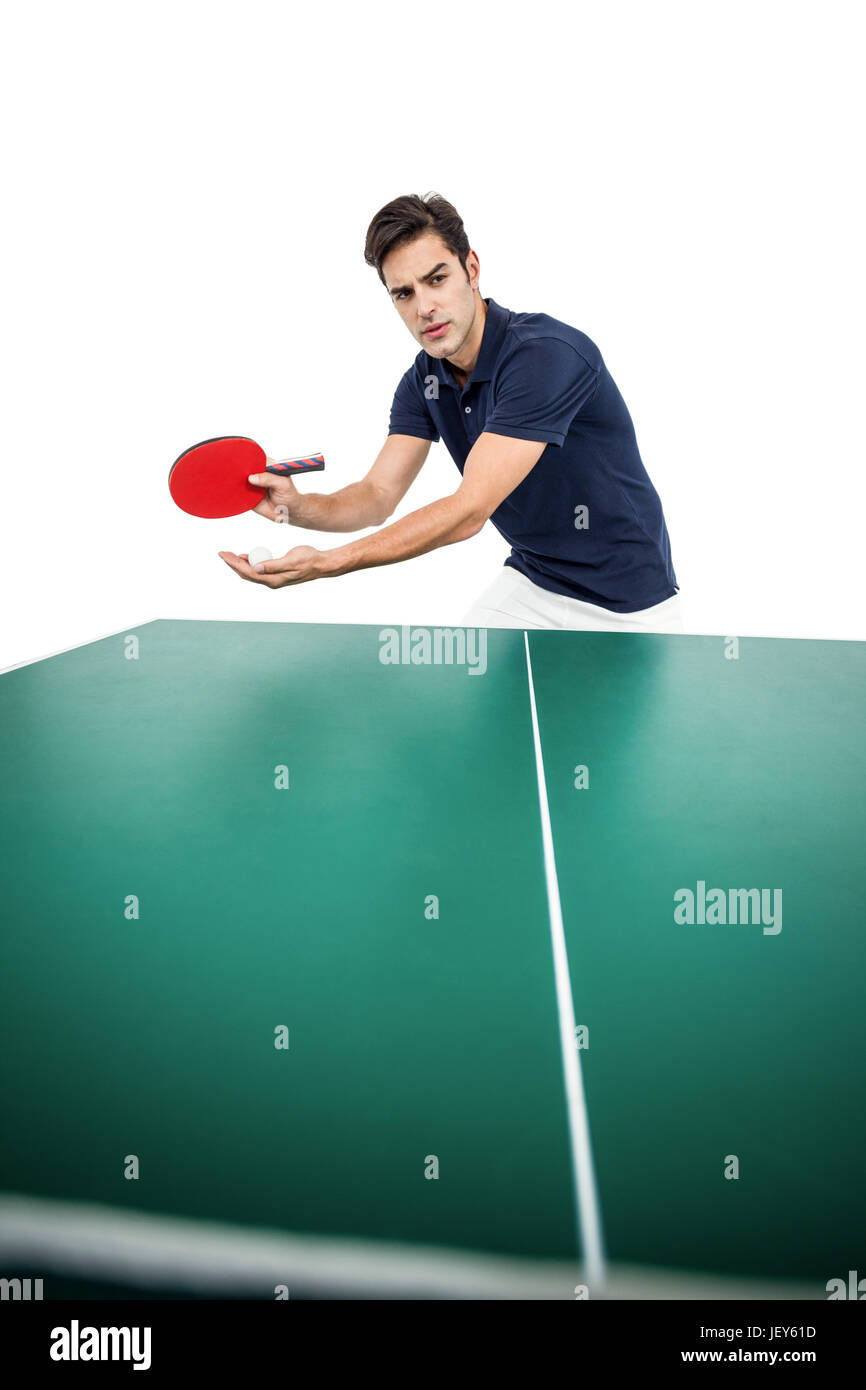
[169, 436, 325, 518]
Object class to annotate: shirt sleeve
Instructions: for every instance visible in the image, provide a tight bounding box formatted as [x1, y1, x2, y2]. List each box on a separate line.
[387, 364, 440, 442]
[483, 337, 600, 446]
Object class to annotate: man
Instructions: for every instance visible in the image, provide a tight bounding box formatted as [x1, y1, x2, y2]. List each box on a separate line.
[220, 192, 683, 633]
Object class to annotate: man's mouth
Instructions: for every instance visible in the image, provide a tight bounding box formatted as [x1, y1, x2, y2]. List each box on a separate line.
[424, 322, 449, 338]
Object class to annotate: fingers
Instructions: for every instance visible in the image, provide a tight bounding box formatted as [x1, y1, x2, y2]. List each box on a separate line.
[252, 497, 290, 522]
[250, 473, 295, 525]
[249, 471, 297, 494]
[219, 550, 270, 583]
[218, 550, 285, 588]
[218, 548, 315, 588]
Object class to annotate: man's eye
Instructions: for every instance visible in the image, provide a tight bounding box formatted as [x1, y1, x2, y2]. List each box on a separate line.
[396, 274, 445, 300]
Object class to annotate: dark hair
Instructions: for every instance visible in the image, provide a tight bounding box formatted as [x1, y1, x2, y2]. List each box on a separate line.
[364, 192, 471, 287]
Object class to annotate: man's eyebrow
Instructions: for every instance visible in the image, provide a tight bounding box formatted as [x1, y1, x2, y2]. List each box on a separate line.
[387, 262, 448, 297]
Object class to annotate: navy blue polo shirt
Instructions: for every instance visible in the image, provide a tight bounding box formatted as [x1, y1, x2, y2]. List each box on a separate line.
[387, 296, 678, 612]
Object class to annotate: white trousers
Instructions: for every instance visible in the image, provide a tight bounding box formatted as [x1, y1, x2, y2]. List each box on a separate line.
[460, 567, 686, 633]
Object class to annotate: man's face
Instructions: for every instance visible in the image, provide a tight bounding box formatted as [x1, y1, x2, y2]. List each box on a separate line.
[382, 232, 480, 361]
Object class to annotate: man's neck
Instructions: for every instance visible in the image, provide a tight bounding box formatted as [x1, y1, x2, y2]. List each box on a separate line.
[445, 296, 487, 384]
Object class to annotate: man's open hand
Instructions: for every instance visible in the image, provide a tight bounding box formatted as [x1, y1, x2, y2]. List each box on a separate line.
[219, 545, 325, 588]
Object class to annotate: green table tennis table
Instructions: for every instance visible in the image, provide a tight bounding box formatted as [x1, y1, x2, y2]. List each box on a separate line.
[1, 619, 863, 1300]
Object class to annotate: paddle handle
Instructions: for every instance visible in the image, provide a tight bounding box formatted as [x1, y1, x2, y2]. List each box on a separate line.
[265, 453, 325, 475]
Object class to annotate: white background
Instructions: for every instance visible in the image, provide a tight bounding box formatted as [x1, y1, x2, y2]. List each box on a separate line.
[1, 0, 863, 667]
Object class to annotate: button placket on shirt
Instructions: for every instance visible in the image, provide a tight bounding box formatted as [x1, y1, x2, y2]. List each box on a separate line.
[460, 389, 478, 446]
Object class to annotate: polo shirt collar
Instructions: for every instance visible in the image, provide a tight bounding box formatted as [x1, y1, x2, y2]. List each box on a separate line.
[426, 296, 509, 389]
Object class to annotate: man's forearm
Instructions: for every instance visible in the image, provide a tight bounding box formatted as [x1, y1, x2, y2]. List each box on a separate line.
[289, 480, 385, 532]
[318, 494, 478, 576]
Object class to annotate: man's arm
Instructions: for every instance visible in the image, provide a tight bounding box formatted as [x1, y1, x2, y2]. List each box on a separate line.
[320, 432, 548, 577]
[221, 432, 548, 587]
[255, 433, 432, 532]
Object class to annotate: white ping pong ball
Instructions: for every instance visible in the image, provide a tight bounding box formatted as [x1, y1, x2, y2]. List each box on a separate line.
[248, 546, 273, 568]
